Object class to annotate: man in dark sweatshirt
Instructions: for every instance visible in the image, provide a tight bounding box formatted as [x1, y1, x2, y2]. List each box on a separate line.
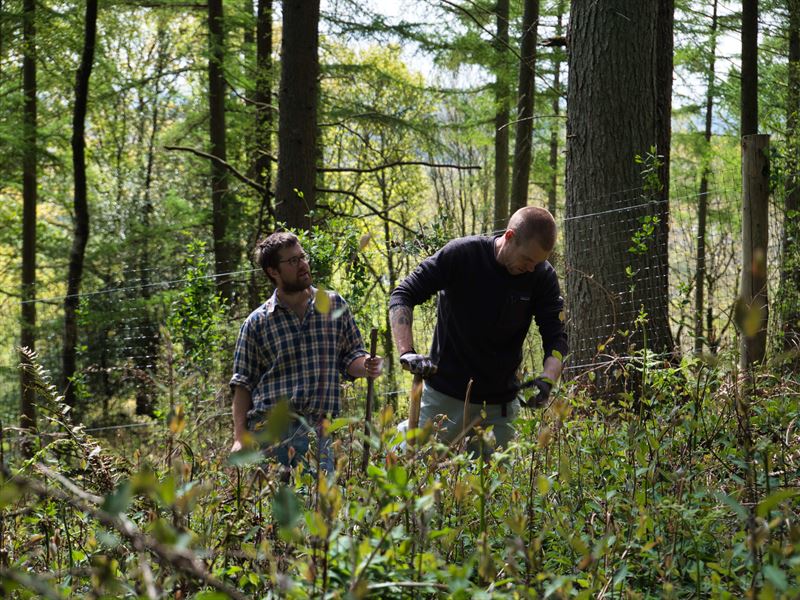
[389, 206, 568, 453]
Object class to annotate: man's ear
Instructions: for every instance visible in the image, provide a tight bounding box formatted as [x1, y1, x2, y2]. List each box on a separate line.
[504, 229, 516, 242]
[266, 265, 279, 282]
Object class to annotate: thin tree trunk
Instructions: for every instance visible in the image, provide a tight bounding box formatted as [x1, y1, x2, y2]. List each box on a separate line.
[493, 0, 510, 230]
[510, 0, 539, 213]
[694, 0, 718, 354]
[741, 0, 758, 136]
[62, 0, 97, 409]
[248, 0, 273, 309]
[208, 0, 235, 303]
[275, 0, 320, 230]
[20, 0, 37, 454]
[135, 25, 168, 417]
[547, 2, 565, 217]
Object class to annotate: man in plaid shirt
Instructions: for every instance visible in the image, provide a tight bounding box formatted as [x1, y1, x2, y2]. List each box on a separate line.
[230, 232, 382, 471]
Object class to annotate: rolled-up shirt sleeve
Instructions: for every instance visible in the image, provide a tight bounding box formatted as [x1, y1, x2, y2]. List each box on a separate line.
[335, 295, 367, 379]
[230, 319, 260, 393]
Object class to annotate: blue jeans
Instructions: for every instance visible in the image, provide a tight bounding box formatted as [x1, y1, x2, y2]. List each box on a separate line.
[248, 413, 334, 473]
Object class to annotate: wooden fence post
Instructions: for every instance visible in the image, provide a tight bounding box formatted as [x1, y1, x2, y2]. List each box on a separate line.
[740, 134, 770, 369]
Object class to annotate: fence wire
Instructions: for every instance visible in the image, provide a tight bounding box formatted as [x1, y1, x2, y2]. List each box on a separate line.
[1, 181, 797, 427]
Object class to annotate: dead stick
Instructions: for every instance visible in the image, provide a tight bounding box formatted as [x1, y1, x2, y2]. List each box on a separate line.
[361, 328, 379, 473]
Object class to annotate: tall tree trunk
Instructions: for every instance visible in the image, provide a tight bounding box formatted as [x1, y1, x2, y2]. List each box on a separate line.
[62, 0, 97, 409]
[248, 0, 273, 309]
[493, 0, 510, 230]
[547, 2, 565, 217]
[20, 0, 37, 455]
[741, 0, 758, 136]
[275, 0, 320, 231]
[208, 0, 235, 303]
[510, 0, 539, 213]
[565, 1, 673, 385]
[253, 0, 273, 210]
[652, 0, 674, 349]
[782, 0, 800, 360]
[694, 0, 718, 354]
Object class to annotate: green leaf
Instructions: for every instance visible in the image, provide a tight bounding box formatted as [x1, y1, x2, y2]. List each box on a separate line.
[226, 449, 264, 467]
[272, 485, 302, 530]
[101, 480, 132, 515]
[716, 492, 749, 522]
[327, 416, 355, 434]
[763, 565, 788, 591]
[0, 481, 20, 508]
[756, 489, 799, 518]
[192, 592, 231, 600]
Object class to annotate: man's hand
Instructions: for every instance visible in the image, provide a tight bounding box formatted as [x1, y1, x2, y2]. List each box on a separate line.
[523, 376, 553, 408]
[400, 352, 437, 377]
[230, 439, 244, 454]
[365, 356, 383, 378]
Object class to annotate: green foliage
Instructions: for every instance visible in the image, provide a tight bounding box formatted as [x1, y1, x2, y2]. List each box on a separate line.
[2, 353, 799, 598]
[166, 242, 227, 378]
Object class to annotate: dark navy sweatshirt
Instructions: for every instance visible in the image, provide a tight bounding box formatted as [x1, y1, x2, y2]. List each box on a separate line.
[389, 235, 568, 405]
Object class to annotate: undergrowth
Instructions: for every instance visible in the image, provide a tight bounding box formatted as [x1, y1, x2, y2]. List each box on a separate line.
[1, 350, 799, 599]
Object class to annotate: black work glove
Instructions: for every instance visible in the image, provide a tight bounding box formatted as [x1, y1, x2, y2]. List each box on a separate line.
[399, 352, 437, 377]
[521, 376, 553, 408]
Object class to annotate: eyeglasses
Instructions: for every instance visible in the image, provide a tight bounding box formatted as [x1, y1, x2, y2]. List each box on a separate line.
[278, 252, 310, 268]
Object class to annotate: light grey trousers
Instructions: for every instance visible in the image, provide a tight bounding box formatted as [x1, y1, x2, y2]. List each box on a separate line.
[401, 383, 521, 454]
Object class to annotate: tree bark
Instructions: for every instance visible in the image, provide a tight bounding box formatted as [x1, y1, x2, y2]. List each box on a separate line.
[62, 0, 97, 409]
[509, 0, 539, 213]
[492, 0, 510, 230]
[248, 0, 273, 309]
[741, 0, 758, 136]
[275, 0, 320, 230]
[20, 0, 37, 454]
[565, 1, 674, 383]
[694, 0, 718, 354]
[782, 0, 800, 360]
[740, 134, 770, 369]
[208, 0, 236, 303]
[547, 1, 565, 217]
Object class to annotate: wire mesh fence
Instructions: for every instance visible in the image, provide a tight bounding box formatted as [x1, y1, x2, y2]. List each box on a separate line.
[1, 180, 797, 430]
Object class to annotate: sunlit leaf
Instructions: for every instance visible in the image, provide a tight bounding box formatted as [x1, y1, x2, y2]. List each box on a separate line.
[315, 287, 331, 314]
[536, 475, 550, 495]
[168, 404, 185, 435]
[358, 232, 372, 249]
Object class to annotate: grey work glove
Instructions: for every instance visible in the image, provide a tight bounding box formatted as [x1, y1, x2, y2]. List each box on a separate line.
[521, 376, 553, 408]
[399, 352, 437, 377]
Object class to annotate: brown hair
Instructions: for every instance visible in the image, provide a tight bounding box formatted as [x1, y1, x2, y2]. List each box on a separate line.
[507, 206, 557, 251]
[254, 231, 300, 282]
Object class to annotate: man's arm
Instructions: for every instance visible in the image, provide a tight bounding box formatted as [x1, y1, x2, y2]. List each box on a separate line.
[389, 305, 415, 356]
[346, 355, 383, 379]
[231, 386, 252, 453]
[542, 355, 563, 384]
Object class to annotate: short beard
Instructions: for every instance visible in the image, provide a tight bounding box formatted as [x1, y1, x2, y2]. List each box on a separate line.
[282, 278, 312, 293]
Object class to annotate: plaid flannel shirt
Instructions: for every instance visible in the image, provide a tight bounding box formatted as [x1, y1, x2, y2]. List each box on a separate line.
[230, 287, 366, 419]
